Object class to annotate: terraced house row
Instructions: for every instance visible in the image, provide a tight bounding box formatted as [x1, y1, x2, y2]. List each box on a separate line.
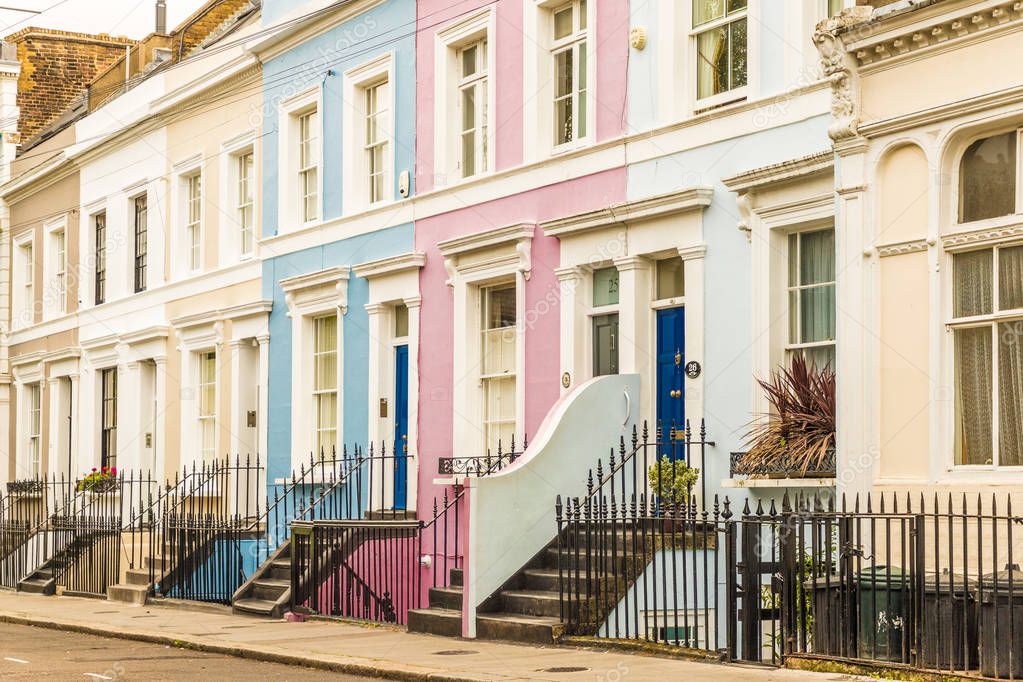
[2, 0, 1023, 676]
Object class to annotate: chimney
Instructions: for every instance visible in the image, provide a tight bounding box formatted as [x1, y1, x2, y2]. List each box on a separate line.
[156, 0, 167, 34]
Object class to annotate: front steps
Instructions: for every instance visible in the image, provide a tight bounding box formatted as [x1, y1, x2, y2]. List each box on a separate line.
[408, 543, 566, 645]
[232, 541, 292, 619]
[18, 564, 55, 595]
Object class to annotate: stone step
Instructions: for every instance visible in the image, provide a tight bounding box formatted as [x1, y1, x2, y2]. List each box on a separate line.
[233, 598, 281, 618]
[476, 612, 563, 645]
[499, 590, 562, 618]
[523, 568, 560, 592]
[125, 567, 154, 586]
[427, 585, 462, 611]
[252, 578, 289, 602]
[407, 608, 461, 637]
[107, 583, 149, 606]
[546, 547, 638, 572]
[449, 567, 463, 587]
[18, 577, 54, 595]
[268, 559, 291, 581]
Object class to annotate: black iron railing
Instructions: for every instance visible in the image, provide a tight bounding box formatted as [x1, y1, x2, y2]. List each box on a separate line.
[438, 435, 527, 476]
[290, 488, 465, 626]
[729, 450, 836, 478]
[556, 489, 1023, 676]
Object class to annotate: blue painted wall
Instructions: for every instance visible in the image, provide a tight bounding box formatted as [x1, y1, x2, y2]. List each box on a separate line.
[262, 224, 414, 483]
[627, 115, 833, 501]
[259, 1, 417, 483]
[260, 0, 416, 236]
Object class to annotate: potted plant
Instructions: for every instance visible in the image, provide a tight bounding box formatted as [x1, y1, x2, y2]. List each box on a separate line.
[78, 467, 118, 493]
[647, 455, 699, 520]
[738, 354, 836, 478]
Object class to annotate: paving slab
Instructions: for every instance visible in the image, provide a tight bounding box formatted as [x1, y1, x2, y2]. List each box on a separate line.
[0, 591, 865, 682]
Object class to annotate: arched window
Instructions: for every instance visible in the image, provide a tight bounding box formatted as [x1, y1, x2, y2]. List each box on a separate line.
[959, 131, 1017, 223]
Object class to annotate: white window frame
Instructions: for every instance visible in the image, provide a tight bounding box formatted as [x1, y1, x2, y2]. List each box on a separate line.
[434, 9, 495, 186]
[186, 173, 203, 273]
[312, 313, 340, 458]
[27, 382, 42, 477]
[785, 227, 837, 365]
[131, 191, 148, 294]
[89, 208, 107, 307]
[479, 281, 519, 454]
[944, 242, 1023, 470]
[955, 127, 1023, 226]
[587, 263, 621, 380]
[172, 156, 204, 278]
[299, 110, 320, 222]
[277, 88, 322, 232]
[281, 267, 349, 469]
[550, 0, 589, 150]
[44, 216, 68, 319]
[522, 0, 596, 162]
[343, 53, 395, 213]
[689, 0, 750, 110]
[221, 131, 258, 261]
[13, 231, 34, 330]
[440, 224, 532, 457]
[196, 349, 218, 463]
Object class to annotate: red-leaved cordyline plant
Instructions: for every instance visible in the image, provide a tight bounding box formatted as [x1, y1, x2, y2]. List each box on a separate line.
[740, 353, 836, 476]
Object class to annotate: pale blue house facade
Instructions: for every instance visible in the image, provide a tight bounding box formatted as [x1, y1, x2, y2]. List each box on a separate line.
[252, 0, 418, 487]
[622, 2, 839, 505]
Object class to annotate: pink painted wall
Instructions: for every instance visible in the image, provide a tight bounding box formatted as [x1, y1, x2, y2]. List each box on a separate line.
[415, 0, 630, 194]
[414, 167, 628, 509]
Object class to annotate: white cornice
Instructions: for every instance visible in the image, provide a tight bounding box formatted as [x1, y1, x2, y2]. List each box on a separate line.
[845, 0, 1023, 73]
[437, 223, 535, 258]
[942, 223, 1023, 250]
[877, 238, 931, 257]
[541, 187, 713, 239]
[119, 325, 170, 346]
[722, 152, 834, 193]
[170, 301, 273, 331]
[1, 152, 76, 203]
[279, 267, 350, 294]
[351, 252, 426, 280]
[280, 267, 350, 316]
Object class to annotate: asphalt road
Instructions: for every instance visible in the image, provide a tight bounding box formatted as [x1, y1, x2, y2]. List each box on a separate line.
[0, 622, 373, 680]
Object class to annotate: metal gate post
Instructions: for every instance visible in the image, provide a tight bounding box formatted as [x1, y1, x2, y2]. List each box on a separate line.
[740, 517, 762, 662]
[724, 510, 737, 662]
[780, 501, 798, 657]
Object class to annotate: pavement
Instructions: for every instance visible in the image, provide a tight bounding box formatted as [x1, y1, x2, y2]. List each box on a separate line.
[0, 621, 370, 680]
[0, 591, 866, 681]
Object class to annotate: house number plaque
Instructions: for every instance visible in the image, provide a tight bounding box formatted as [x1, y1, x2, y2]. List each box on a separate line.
[685, 361, 702, 379]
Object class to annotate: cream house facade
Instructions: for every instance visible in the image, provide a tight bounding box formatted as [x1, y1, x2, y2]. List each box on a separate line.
[2, 4, 265, 484]
[818, 1, 1023, 498]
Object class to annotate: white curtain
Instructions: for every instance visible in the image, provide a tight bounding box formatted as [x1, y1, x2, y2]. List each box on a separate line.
[1000, 246, 1023, 311]
[1000, 322, 1023, 466]
[955, 327, 993, 465]
[954, 250, 993, 317]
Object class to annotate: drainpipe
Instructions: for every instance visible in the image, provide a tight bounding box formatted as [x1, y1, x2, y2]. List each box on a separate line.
[156, 0, 167, 33]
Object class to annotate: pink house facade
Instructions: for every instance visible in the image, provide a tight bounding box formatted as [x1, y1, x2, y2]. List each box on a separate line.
[413, 0, 629, 500]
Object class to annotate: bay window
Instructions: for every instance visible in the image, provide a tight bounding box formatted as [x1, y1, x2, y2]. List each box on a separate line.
[787, 228, 836, 369]
[481, 283, 517, 453]
[552, 0, 588, 147]
[951, 245, 1023, 467]
[313, 314, 339, 458]
[693, 0, 748, 102]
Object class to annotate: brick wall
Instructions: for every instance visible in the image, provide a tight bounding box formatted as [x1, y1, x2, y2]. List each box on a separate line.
[5, 28, 135, 146]
[176, 0, 252, 56]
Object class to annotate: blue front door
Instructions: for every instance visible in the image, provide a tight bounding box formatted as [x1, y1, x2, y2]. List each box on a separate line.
[656, 307, 685, 458]
[393, 345, 409, 510]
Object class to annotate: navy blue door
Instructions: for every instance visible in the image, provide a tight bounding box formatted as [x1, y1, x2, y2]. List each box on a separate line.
[393, 345, 409, 510]
[655, 308, 685, 458]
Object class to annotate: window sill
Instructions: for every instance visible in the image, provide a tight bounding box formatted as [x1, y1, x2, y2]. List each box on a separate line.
[721, 476, 835, 489]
